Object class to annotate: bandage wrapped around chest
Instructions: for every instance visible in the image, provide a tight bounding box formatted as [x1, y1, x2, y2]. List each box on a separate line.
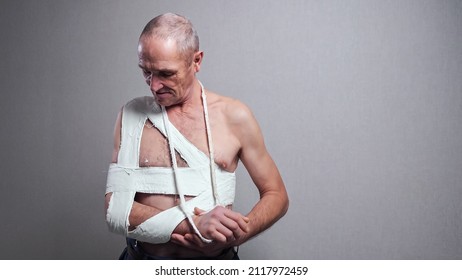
[105, 96, 236, 244]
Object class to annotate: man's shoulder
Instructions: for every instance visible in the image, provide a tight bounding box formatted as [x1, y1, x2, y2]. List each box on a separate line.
[209, 91, 254, 125]
[123, 96, 160, 113]
[124, 95, 156, 107]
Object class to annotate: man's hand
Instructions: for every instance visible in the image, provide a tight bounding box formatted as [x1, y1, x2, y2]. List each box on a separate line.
[194, 206, 249, 242]
[171, 206, 249, 255]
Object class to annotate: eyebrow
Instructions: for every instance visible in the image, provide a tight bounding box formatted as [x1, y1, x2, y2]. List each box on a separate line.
[138, 64, 176, 73]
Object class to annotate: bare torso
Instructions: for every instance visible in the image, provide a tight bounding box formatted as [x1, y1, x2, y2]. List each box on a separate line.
[133, 92, 241, 257]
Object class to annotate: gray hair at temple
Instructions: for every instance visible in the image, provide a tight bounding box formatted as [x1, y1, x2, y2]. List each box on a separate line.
[140, 13, 200, 62]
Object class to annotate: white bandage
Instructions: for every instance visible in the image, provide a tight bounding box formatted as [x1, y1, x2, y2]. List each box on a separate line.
[105, 93, 236, 244]
[105, 164, 235, 243]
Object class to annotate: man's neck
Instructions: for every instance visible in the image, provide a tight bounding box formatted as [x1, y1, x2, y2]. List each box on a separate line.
[167, 80, 203, 119]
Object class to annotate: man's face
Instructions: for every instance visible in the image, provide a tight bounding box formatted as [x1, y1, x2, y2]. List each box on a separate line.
[137, 37, 198, 107]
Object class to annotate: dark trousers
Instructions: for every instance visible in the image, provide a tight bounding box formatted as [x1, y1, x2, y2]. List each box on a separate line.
[119, 238, 240, 260]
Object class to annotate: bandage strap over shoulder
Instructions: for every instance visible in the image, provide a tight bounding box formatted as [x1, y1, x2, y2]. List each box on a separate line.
[105, 95, 236, 244]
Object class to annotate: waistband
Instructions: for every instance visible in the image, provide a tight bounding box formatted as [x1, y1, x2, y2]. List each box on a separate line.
[123, 238, 239, 260]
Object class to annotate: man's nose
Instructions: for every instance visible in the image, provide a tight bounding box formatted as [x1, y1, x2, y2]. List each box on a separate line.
[149, 75, 163, 92]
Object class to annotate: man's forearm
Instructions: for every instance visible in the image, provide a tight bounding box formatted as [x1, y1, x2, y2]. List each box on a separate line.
[128, 201, 163, 229]
[242, 191, 289, 244]
[130, 201, 200, 236]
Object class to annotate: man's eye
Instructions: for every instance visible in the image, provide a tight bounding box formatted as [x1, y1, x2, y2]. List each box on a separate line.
[160, 72, 174, 77]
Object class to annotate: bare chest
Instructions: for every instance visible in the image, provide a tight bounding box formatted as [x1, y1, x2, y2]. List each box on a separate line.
[139, 118, 240, 172]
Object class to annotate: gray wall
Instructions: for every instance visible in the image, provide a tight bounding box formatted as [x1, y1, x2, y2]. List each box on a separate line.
[1, 0, 461, 259]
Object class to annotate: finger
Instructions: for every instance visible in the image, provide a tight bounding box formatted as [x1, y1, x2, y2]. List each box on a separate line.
[211, 223, 236, 243]
[214, 219, 246, 242]
[194, 207, 245, 242]
[183, 234, 229, 257]
[207, 207, 249, 234]
[235, 216, 250, 233]
[194, 207, 206, 216]
[184, 233, 207, 246]
[205, 227, 228, 243]
[215, 215, 241, 233]
[197, 217, 230, 243]
[223, 210, 250, 233]
[170, 233, 194, 248]
[172, 233, 209, 253]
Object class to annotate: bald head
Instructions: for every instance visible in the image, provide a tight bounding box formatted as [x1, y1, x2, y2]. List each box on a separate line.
[140, 13, 199, 62]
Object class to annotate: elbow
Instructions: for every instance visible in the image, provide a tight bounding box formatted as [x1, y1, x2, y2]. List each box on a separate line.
[104, 193, 112, 221]
[273, 188, 289, 219]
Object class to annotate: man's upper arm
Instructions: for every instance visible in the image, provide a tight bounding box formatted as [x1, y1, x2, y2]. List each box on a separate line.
[231, 102, 285, 196]
[111, 109, 123, 164]
[229, 100, 288, 239]
[106, 109, 122, 209]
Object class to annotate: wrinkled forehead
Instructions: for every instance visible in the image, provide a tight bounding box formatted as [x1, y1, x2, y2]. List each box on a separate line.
[137, 37, 183, 63]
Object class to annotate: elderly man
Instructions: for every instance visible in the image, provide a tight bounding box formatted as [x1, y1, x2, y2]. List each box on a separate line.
[105, 13, 288, 260]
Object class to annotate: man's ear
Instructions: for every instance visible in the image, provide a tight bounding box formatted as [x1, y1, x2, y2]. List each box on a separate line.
[193, 51, 204, 72]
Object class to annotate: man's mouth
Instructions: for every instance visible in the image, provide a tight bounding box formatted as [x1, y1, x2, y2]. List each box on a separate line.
[156, 90, 172, 95]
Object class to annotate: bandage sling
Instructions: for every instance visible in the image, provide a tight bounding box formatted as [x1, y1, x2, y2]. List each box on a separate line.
[106, 83, 236, 244]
